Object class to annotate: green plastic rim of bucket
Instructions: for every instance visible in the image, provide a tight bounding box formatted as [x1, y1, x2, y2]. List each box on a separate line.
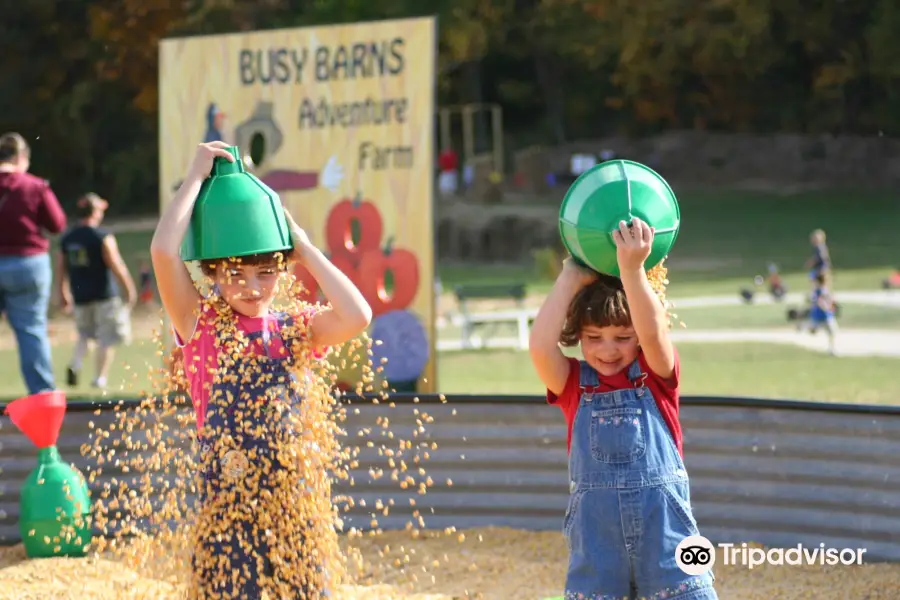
[181, 146, 293, 262]
[558, 159, 680, 277]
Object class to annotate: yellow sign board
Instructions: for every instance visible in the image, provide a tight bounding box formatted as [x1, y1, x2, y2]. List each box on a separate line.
[159, 17, 437, 392]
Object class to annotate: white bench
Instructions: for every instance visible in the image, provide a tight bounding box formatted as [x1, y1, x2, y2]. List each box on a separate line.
[441, 308, 538, 350]
[443, 284, 537, 350]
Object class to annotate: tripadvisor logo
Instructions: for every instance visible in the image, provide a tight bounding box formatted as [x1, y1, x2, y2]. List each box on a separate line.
[676, 536, 867, 573]
[676, 536, 716, 575]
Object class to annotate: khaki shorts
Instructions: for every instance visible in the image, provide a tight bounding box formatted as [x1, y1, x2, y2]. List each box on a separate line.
[74, 297, 132, 346]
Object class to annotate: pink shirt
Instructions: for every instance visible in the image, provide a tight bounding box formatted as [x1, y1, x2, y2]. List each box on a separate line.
[174, 303, 325, 431]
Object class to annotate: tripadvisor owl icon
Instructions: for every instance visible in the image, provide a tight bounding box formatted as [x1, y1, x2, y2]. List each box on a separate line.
[676, 535, 716, 575]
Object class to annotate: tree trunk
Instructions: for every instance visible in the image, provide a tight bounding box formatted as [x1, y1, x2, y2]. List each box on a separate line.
[463, 60, 492, 155]
[534, 52, 566, 143]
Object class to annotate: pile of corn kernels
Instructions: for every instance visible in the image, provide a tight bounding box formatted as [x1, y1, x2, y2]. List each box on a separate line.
[3, 526, 900, 599]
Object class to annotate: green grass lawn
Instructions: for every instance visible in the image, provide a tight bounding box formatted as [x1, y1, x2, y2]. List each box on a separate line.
[672, 301, 900, 330]
[52, 187, 900, 305]
[433, 345, 900, 405]
[434, 301, 900, 348]
[1, 339, 897, 406]
[439, 188, 900, 299]
[0, 338, 167, 400]
[10, 187, 896, 405]
[656, 187, 900, 295]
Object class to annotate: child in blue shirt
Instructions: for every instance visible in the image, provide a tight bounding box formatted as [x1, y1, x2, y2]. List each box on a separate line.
[803, 273, 838, 355]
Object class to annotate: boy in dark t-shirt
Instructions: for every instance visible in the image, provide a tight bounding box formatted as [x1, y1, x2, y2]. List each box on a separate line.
[58, 193, 137, 388]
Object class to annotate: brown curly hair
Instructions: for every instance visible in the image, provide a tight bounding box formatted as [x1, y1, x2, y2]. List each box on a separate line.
[559, 274, 632, 346]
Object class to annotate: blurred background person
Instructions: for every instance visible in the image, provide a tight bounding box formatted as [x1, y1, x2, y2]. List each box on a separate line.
[58, 193, 136, 389]
[806, 228, 832, 283]
[0, 132, 66, 394]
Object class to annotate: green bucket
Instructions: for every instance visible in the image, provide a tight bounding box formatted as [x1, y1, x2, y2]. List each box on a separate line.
[181, 146, 293, 261]
[5, 391, 93, 558]
[559, 160, 680, 276]
[20, 447, 93, 558]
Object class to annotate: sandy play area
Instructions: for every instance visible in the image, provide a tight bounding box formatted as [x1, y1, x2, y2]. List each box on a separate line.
[2, 526, 899, 599]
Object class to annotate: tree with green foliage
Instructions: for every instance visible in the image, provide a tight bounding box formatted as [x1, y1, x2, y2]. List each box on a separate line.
[1, 0, 898, 216]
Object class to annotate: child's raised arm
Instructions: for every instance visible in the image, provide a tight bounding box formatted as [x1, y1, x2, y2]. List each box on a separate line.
[283, 209, 372, 347]
[614, 218, 675, 379]
[150, 142, 234, 341]
[529, 259, 595, 395]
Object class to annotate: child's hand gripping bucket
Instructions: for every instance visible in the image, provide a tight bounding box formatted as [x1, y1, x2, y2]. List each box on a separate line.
[181, 145, 294, 261]
[558, 160, 680, 276]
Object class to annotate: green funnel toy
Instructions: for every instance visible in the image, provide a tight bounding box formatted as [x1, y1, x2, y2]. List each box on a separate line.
[559, 160, 680, 276]
[180, 145, 293, 261]
[5, 391, 92, 558]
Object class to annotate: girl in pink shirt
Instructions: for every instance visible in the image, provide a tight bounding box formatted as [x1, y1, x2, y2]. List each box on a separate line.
[151, 141, 371, 599]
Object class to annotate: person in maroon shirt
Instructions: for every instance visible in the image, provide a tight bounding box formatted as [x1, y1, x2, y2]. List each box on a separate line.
[0, 132, 67, 394]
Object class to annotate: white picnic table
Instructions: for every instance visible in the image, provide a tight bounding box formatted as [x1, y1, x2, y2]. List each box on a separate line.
[437, 307, 538, 351]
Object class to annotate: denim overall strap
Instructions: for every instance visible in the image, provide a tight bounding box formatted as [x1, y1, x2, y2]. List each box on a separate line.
[257, 312, 298, 361]
[579, 359, 600, 387]
[577, 359, 646, 401]
[626, 359, 647, 388]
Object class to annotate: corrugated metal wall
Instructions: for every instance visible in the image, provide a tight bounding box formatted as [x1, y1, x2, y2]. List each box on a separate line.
[2, 395, 899, 560]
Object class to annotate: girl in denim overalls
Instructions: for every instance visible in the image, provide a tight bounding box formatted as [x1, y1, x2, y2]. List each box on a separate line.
[151, 142, 372, 598]
[530, 218, 718, 600]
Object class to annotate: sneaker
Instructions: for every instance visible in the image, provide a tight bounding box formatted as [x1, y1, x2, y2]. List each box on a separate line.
[92, 376, 107, 389]
[67, 367, 78, 387]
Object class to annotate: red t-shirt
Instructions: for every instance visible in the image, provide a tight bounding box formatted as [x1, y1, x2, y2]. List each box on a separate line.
[547, 350, 683, 458]
[0, 171, 67, 256]
[438, 149, 458, 172]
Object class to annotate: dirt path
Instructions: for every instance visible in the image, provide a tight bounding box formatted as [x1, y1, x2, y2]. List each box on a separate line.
[434, 289, 900, 324]
[669, 289, 900, 309]
[670, 327, 900, 357]
[434, 324, 900, 357]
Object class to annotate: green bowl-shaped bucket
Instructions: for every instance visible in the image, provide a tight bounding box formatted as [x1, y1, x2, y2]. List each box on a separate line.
[559, 160, 680, 276]
[181, 146, 293, 261]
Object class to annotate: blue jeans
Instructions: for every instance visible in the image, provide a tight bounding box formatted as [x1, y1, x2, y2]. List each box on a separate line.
[0, 254, 55, 394]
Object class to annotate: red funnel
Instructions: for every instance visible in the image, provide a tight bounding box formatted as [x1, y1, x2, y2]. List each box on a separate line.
[4, 390, 67, 449]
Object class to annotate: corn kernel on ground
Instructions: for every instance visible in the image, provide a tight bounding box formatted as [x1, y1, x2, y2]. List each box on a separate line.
[2, 526, 899, 599]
